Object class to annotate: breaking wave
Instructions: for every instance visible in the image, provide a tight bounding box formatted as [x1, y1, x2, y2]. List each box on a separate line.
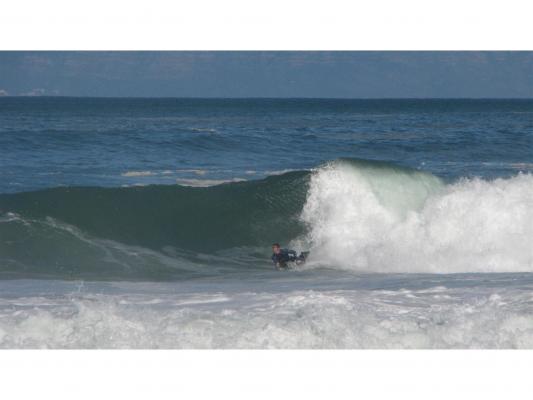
[301, 159, 533, 273]
[1, 158, 532, 279]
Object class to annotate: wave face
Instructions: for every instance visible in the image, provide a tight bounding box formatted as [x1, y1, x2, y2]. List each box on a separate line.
[1, 158, 532, 279]
[0, 172, 308, 279]
[301, 159, 533, 273]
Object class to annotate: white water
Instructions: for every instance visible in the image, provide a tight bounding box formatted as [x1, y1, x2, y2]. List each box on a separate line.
[301, 161, 533, 273]
[2, 276, 533, 349]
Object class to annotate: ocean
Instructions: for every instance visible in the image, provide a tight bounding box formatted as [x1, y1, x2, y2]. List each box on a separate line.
[0, 97, 532, 348]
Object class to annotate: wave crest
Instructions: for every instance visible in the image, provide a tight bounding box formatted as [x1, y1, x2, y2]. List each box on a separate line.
[301, 160, 533, 273]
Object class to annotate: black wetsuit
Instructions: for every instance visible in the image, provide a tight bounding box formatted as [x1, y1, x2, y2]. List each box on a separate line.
[272, 249, 305, 268]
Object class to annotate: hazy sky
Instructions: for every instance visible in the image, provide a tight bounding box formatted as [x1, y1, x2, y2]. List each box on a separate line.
[1, 52, 532, 98]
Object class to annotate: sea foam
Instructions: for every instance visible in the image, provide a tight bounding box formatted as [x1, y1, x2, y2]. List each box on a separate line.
[2, 280, 533, 349]
[300, 160, 533, 273]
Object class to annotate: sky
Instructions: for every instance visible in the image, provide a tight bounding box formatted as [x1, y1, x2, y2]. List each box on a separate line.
[0, 52, 533, 98]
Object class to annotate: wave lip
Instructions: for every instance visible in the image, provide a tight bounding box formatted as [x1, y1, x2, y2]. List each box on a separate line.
[300, 159, 533, 273]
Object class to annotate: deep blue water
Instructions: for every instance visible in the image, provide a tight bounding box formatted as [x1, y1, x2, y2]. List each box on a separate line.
[2, 98, 532, 193]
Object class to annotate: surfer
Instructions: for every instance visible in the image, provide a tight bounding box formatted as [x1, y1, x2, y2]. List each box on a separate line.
[271, 243, 307, 269]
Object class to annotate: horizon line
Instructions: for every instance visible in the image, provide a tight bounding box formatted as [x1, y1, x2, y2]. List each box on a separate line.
[2, 96, 533, 100]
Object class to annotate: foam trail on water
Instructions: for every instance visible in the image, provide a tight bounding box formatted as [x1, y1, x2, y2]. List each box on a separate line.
[2, 282, 533, 348]
[301, 160, 533, 273]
